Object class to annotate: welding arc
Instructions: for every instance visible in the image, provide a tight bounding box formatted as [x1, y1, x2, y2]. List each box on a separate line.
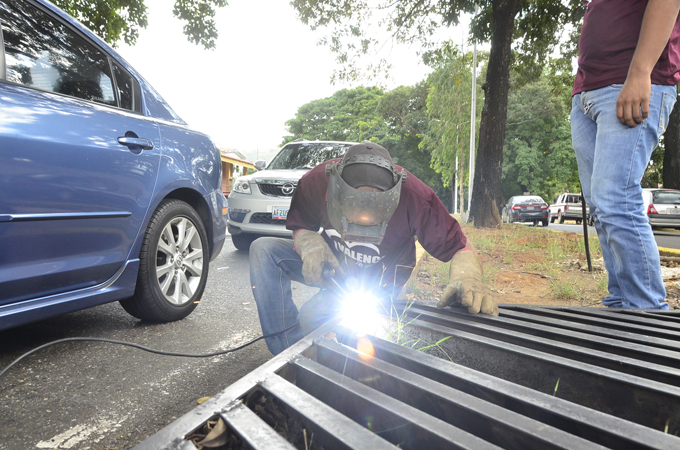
[0, 322, 300, 378]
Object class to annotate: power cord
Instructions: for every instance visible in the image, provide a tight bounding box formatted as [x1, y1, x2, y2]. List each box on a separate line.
[0, 322, 300, 378]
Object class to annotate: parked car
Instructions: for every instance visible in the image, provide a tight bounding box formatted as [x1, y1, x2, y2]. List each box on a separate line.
[642, 188, 680, 229]
[549, 193, 589, 224]
[0, 0, 227, 330]
[227, 140, 356, 250]
[501, 196, 550, 226]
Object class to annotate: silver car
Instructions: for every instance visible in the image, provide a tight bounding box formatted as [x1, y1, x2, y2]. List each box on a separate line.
[227, 140, 356, 250]
[642, 188, 680, 229]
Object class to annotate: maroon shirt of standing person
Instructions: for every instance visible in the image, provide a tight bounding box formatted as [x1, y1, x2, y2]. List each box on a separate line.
[573, 0, 680, 96]
[286, 158, 468, 295]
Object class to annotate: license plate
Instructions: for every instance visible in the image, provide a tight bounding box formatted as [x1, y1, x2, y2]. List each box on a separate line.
[526, 207, 534, 211]
[666, 208, 680, 214]
[272, 206, 289, 220]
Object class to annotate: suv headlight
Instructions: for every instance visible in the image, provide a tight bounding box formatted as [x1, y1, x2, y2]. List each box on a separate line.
[233, 178, 252, 194]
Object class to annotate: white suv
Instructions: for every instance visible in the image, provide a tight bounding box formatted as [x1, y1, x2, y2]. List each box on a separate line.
[227, 140, 356, 250]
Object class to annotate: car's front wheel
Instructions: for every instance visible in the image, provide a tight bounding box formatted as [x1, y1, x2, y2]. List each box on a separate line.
[121, 199, 208, 322]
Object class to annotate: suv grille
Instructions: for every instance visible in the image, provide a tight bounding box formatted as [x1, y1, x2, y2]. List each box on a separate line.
[250, 213, 286, 225]
[257, 183, 296, 197]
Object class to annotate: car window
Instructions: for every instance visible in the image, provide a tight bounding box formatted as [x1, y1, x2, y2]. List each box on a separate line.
[268, 143, 352, 170]
[653, 191, 680, 204]
[111, 60, 141, 112]
[1, 0, 116, 106]
[515, 197, 543, 204]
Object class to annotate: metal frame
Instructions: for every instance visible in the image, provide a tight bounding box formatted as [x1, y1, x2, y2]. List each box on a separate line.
[135, 304, 680, 449]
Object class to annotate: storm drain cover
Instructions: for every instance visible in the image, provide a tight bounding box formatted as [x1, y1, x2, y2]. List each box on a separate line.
[135, 303, 680, 450]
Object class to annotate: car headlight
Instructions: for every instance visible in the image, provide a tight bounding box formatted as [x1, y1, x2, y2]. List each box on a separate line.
[232, 178, 252, 194]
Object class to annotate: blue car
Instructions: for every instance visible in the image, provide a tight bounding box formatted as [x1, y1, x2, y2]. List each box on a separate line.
[0, 0, 227, 330]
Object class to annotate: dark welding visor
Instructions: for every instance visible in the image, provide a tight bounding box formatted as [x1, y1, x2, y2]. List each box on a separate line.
[325, 161, 406, 244]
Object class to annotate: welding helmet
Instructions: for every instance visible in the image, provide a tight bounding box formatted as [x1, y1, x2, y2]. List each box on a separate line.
[325, 143, 407, 244]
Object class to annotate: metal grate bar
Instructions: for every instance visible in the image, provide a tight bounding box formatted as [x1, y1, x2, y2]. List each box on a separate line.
[519, 306, 680, 330]
[221, 402, 296, 450]
[291, 356, 502, 450]
[389, 314, 680, 429]
[260, 374, 399, 450]
[312, 338, 603, 450]
[497, 308, 680, 349]
[417, 306, 680, 369]
[333, 325, 676, 450]
[503, 305, 680, 338]
[400, 304, 680, 384]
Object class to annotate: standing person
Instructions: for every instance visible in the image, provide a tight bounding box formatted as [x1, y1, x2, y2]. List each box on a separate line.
[571, 0, 680, 309]
[249, 142, 497, 355]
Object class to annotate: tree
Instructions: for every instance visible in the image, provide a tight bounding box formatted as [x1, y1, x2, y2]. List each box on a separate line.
[281, 86, 385, 144]
[502, 77, 579, 203]
[663, 104, 680, 189]
[291, 0, 585, 227]
[421, 44, 484, 214]
[377, 83, 450, 205]
[281, 85, 451, 205]
[53, 0, 228, 49]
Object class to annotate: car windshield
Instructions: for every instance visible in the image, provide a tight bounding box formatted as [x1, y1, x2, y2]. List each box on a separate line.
[267, 143, 352, 170]
[515, 197, 544, 205]
[653, 190, 680, 204]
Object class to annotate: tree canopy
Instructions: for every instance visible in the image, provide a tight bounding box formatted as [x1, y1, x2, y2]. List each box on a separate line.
[292, 0, 585, 227]
[53, 0, 228, 49]
[282, 85, 450, 205]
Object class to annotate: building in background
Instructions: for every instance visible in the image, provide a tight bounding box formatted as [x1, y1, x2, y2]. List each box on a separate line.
[219, 148, 256, 196]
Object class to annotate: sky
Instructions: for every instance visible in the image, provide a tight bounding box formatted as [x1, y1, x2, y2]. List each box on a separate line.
[116, 0, 471, 160]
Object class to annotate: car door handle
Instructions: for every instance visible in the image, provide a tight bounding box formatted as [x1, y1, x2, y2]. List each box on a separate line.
[118, 136, 154, 150]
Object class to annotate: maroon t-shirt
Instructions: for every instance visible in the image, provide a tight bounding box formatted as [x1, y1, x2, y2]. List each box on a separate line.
[573, 0, 680, 95]
[286, 159, 467, 293]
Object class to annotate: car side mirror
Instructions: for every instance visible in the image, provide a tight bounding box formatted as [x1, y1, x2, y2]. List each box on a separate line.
[254, 160, 266, 170]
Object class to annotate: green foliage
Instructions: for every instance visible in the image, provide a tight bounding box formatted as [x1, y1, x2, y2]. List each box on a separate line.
[421, 43, 485, 210]
[53, 0, 227, 49]
[282, 86, 385, 143]
[281, 85, 451, 206]
[501, 76, 580, 203]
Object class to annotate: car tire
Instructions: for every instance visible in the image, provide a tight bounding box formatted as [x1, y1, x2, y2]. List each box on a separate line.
[508, 215, 514, 224]
[542, 219, 549, 227]
[120, 199, 208, 322]
[231, 233, 256, 251]
[558, 211, 565, 224]
[576, 219, 582, 225]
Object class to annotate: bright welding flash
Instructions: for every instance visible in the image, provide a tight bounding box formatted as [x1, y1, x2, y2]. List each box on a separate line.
[339, 288, 381, 335]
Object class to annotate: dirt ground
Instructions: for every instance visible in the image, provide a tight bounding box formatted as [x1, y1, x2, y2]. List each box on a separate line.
[407, 222, 680, 310]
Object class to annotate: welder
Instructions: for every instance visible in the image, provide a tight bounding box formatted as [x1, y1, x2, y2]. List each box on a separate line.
[249, 142, 497, 355]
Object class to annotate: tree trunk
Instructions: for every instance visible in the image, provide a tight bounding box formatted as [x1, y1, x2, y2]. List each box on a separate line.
[663, 99, 680, 189]
[469, 0, 520, 228]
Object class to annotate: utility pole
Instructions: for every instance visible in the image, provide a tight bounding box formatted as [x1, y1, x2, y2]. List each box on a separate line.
[454, 155, 458, 214]
[467, 5, 478, 221]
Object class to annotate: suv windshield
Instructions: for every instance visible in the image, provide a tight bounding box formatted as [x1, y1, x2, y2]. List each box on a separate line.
[653, 190, 680, 204]
[267, 142, 353, 170]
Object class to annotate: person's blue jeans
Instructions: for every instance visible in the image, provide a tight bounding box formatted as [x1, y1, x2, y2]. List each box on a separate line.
[571, 84, 676, 310]
[249, 237, 342, 355]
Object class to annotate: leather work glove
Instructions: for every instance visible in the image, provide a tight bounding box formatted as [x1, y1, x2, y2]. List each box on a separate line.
[437, 250, 499, 316]
[294, 229, 345, 289]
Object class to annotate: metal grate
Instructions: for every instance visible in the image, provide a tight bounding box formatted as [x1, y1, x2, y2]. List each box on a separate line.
[135, 303, 680, 449]
[249, 212, 286, 225]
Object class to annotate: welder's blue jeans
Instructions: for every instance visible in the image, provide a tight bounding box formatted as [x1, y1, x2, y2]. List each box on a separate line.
[249, 237, 341, 355]
[571, 84, 676, 309]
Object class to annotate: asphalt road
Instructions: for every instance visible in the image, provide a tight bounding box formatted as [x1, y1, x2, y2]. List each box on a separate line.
[539, 222, 680, 250]
[0, 236, 316, 450]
